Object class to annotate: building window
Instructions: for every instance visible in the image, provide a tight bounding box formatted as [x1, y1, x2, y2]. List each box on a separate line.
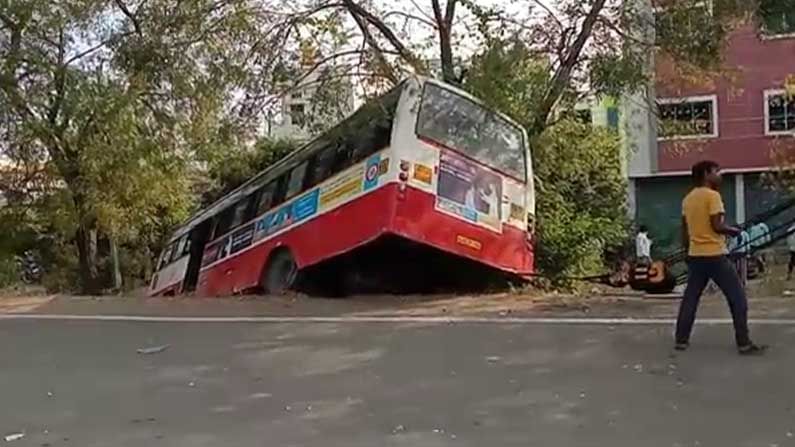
[657, 95, 718, 140]
[760, 0, 795, 37]
[290, 104, 306, 127]
[607, 107, 620, 131]
[765, 89, 795, 135]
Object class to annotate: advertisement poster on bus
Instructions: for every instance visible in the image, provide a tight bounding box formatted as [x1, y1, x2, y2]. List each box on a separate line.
[436, 150, 502, 232]
[319, 165, 364, 211]
[254, 189, 320, 242]
[230, 223, 255, 255]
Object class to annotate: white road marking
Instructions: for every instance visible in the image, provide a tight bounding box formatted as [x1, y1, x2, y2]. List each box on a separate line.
[2, 314, 795, 325]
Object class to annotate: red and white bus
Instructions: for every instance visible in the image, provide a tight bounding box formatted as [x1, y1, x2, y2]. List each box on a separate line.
[149, 77, 535, 297]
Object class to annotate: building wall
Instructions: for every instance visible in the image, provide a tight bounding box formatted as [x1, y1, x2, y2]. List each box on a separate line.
[626, 13, 795, 243]
[655, 24, 795, 173]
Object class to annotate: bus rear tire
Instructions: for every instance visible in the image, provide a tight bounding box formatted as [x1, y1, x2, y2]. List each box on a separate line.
[262, 249, 298, 295]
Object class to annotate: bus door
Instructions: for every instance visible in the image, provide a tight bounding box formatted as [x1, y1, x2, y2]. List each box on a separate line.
[183, 219, 213, 293]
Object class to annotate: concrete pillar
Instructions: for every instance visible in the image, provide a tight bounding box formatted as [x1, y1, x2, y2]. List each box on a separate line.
[735, 174, 746, 224]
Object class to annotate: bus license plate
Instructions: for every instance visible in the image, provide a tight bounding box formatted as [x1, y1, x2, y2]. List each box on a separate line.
[456, 235, 482, 251]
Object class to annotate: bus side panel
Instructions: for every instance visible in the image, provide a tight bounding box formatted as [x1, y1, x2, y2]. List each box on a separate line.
[392, 185, 534, 275]
[196, 184, 397, 297]
[150, 256, 190, 296]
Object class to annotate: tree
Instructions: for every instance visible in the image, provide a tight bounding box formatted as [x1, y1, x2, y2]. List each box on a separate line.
[0, 0, 290, 293]
[532, 120, 628, 280]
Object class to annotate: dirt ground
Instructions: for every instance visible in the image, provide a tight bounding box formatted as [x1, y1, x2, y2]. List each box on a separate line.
[4, 285, 795, 320]
[5, 265, 795, 318]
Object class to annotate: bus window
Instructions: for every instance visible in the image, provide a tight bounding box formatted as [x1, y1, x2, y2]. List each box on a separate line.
[271, 176, 288, 209]
[159, 245, 173, 270]
[229, 198, 250, 229]
[285, 162, 308, 200]
[170, 238, 186, 263]
[256, 181, 278, 216]
[307, 145, 337, 188]
[182, 235, 192, 256]
[352, 121, 391, 162]
[332, 141, 354, 172]
[213, 207, 235, 240]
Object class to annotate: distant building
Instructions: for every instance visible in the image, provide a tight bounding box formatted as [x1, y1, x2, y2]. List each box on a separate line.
[266, 66, 355, 141]
[575, 97, 621, 131]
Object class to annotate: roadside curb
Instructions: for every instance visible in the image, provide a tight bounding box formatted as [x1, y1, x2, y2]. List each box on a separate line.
[4, 314, 795, 325]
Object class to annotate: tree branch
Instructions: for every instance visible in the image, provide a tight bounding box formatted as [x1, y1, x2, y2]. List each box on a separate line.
[407, 0, 438, 25]
[113, 0, 143, 34]
[445, 0, 457, 27]
[64, 32, 132, 66]
[341, 0, 425, 76]
[431, 0, 457, 83]
[47, 27, 67, 129]
[528, 0, 564, 29]
[532, 0, 608, 136]
[382, 10, 436, 29]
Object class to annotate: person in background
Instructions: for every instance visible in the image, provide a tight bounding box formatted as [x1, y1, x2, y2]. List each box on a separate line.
[748, 221, 771, 274]
[635, 225, 652, 265]
[787, 223, 795, 280]
[676, 160, 766, 355]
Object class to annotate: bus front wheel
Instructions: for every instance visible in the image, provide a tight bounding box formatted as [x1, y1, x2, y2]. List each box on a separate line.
[262, 249, 298, 295]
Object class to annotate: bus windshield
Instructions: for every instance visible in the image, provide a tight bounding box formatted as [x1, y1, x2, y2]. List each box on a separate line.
[416, 83, 526, 181]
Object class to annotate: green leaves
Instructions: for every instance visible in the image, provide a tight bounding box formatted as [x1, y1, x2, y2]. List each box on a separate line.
[464, 39, 550, 132]
[203, 138, 298, 205]
[589, 52, 648, 99]
[0, 0, 288, 291]
[533, 120, 629, 283]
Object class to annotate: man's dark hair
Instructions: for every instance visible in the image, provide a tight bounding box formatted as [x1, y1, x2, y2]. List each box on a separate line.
[639, 225, 648, 233]
[691, 160, 720, 185]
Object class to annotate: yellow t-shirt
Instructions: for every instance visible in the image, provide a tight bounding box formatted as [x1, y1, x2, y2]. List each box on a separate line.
[682, 187, 727, 257]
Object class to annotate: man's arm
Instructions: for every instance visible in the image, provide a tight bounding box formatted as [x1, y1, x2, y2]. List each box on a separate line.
[707, 192, 740, 237]
[710, 213, 740, 236]
[682, 216, 689, 253]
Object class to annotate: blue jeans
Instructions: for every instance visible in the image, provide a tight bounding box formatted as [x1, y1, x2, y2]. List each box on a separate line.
[675, 256, 751, 347]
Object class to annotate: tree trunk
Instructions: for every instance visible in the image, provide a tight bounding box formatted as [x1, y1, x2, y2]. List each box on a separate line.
[432, 0, 458, 84]
[532, 0, 608, 136]
[110, 238, 122, 292]
[75, 222, 102, 295]
[71, 188, 103, 295]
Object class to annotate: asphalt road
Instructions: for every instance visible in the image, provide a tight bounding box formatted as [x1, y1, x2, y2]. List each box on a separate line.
[2, 319, 795, 447]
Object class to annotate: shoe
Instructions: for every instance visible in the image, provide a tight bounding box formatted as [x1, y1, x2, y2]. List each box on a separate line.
[674, 342, 690, 351]
[738, 343, 768, 356]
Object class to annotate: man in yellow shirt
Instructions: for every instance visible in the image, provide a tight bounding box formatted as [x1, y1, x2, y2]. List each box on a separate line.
[676, 161, 766, 355]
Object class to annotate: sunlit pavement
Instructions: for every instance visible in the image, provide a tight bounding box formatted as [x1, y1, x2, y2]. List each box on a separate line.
[2, 318, 794, 446]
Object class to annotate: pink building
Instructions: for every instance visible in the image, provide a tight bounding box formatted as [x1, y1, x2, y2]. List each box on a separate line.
[629, 7, 795, 253]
